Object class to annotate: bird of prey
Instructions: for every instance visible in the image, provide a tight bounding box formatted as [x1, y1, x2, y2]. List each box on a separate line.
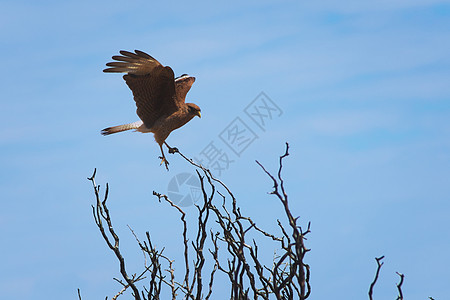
[101, 50, 201, 169]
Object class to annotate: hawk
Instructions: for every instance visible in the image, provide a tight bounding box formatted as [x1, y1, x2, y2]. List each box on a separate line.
[101, 50, 201, 169]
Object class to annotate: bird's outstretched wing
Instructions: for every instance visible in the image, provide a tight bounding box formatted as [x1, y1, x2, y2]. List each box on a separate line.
[104, 50, 179, 128]
[104, 50, 160, 75]
[174, 74, 195, 105]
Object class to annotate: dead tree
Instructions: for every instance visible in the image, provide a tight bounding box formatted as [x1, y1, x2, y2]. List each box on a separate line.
[85, 143, 434, 299]
[86, 143, 311, 299]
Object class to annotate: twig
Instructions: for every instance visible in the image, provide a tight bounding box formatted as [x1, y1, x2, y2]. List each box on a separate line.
[396, 272, 404, 300]
[88, 168, 141, 300]
[368, 256, 385, 300]
[111, 284, 129, 300]
[255, 142, 311, 299]
[152, 191, 192, 298]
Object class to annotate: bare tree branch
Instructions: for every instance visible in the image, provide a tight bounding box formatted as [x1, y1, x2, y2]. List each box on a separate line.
[88, 143, 309, 299]
[88, 168, 141, 300]
[395, 272, 404, 300]
[153, 191, 192, 297]
[368, 256, 385, 300]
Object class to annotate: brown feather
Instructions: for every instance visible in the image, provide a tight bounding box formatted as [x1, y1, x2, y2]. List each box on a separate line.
[119, 50, 141, 59]
[135, 50, 156, 60]
[103, 50, 161, 75]
[112, 55, 136, 62]
[106, 62, 134, 67]
[103, 67, 129, 73]
[123, 66, 179, 128]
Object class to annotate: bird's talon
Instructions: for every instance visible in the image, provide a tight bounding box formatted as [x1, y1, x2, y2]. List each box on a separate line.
[159, 156, 170, 170]
[168, 147, 179, 154]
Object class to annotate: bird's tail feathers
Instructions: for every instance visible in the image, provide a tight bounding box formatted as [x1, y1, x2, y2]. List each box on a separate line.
[101, 121, 143, 135]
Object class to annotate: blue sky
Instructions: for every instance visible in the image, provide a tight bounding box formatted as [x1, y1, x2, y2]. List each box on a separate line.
[1, 0, 449, 299]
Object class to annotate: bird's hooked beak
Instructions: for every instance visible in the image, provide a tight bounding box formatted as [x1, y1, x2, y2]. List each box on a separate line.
[196, 111, 201, 118]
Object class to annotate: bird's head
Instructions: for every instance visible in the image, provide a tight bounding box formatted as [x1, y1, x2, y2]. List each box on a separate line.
[187, 103, 201, 118]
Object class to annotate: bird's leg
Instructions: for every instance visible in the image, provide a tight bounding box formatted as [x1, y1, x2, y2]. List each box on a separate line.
[158, 144, 170, 170]
[164, 142, 179, 154]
